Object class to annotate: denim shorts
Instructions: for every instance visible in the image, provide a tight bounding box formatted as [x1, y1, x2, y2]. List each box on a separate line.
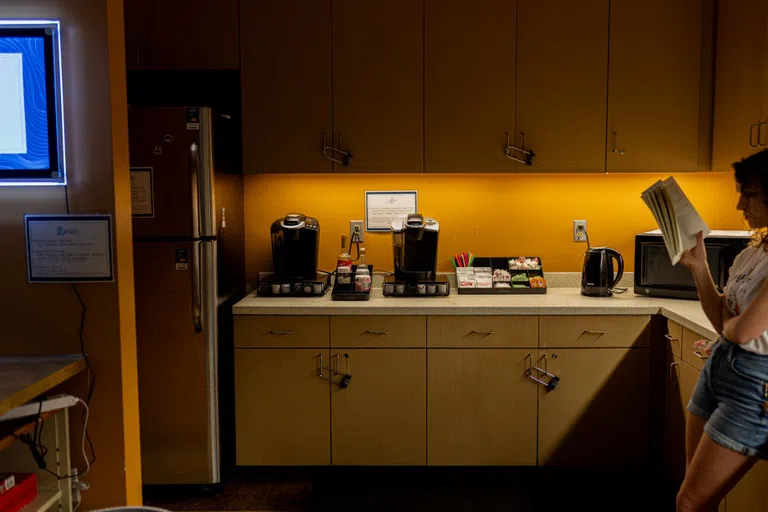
[688, 339, 768, 458]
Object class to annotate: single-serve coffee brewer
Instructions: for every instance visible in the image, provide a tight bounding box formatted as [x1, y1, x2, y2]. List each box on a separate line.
[384, 213, 450, 297]
[258, 213, 330, 297]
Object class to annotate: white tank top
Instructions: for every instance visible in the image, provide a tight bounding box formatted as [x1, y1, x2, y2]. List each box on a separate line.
[725, 245, 768, 354]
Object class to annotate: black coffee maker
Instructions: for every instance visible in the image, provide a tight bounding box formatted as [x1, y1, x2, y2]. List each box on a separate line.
[270, 213, 320, 278]
[391, 213, 440, 281]
[581, 247, 624, 297]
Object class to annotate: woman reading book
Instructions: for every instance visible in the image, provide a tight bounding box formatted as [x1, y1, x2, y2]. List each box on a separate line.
[677, 148, 768, 511]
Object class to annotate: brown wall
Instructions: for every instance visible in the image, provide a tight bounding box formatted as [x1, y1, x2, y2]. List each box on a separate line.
[0, 0, 141, 508]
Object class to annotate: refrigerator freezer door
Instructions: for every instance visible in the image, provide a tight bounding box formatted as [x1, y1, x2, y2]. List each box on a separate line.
[129, 107, 205, 239]
[134, 240, 220, 484]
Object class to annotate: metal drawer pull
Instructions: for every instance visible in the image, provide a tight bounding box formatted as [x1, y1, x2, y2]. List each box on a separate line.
[582, 330, 607, 337]
[525, 354, 560, 392]
[664, 334, 680, 342]
[268, 330, 293, 335]
[470, 330, 495, 335]
[693, 350, 710, 360]
[365, 330, 390, 335]
[750, 123, 761, 148]
[759, 122, 768, 147]
[669, 362, 680, 382]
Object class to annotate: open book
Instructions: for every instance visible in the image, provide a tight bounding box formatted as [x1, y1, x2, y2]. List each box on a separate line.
[641, 177, 711, 265]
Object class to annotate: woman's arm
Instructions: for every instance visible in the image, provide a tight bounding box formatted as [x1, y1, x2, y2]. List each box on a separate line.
[723, 278, 768, 344]
[680, 232, 727, 334]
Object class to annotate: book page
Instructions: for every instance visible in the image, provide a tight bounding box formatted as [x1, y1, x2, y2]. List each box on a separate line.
[642, 183, 677, 261]
[663, 177, 711, 258]
[660, 185, 683, 264]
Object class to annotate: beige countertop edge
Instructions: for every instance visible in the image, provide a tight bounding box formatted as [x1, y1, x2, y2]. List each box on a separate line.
[233, 288, 718, 340]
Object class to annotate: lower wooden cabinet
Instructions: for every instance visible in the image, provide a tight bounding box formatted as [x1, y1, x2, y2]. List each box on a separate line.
[727, 461, 768, 511]
[331, 349, 427, 465]
[537, 348, 650, 466]
[663, 354, 700, 486]
[235, 349, 330, 465]
[427, 349, 538, 465]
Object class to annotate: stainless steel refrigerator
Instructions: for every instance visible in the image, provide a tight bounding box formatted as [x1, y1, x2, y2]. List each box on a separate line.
[130, 106, 222, 485]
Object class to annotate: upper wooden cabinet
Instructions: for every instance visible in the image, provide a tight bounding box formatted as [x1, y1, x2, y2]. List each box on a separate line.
[607, 0, 714, 173]
[124, 0, 239, 70]
[516, 0, 609, 173]
[332, 0, 424, 173]
[424, 0, 516, 173]
[240, 1, 333, 173]
[712, 0, 768, 171]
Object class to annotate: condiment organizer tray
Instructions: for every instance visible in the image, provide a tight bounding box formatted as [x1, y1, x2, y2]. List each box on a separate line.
[457, 256, 547, 295]
[332, 265, 373, 301]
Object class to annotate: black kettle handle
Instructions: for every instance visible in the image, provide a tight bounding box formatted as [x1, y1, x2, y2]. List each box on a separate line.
[605, 248, 624, 289]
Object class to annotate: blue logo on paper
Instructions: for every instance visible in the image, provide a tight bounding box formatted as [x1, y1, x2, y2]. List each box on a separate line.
[56, 226, 77, 236]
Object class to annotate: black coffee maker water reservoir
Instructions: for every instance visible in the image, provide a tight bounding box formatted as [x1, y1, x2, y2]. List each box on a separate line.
[270, 213, 320, 278]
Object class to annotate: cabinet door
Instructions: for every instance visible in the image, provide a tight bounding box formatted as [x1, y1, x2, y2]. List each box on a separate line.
[428, 349, 538, 465]
[124, 0, 146, 71]
[664, 355, 700, 488]
[333, 0, 423, 173]
[235, 349, 330, 465]
[607, 0, 711, 173]
[727, 461, 768, 511]
[424, 0, 516, 173]
[146, 0, 239, 70]
[241, 0, 332, 174]
[331, 349, 426, 465]
[538, 348, 650, 467]
[712, 0, 768, 171]
[516, 0, 609, 173]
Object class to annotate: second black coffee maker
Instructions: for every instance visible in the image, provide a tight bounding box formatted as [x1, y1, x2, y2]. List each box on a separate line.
[581, 247, 624, 297]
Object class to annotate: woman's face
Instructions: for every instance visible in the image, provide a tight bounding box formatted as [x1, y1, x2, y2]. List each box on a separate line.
[737, 180, 768, 229]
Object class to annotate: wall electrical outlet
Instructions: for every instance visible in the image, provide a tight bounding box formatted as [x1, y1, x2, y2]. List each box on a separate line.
[573, 220, 588, 243]
[350, 220, 364, 243]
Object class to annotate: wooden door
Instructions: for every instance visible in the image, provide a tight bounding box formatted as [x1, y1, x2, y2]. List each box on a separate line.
[240, 0, 332, 174]
[607, 0, 712, 173]
[727, 461, 768, 511]
[235, 349, 331, 465]
[123, 0, 147, 70]
[537, 348, 650, 467]
[428, 349, 538, 465]
[664, 355, 700, 488]
[333, 0, 424, 173]
[146, 0, 239, 70]
[424, 0, 516, 173]
[516, 0, 609, 173]
[712, 0, 768, 171]
[331, 349, 426, 465]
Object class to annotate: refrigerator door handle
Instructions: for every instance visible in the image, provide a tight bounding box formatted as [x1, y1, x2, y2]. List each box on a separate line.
[190, 142, 202, 239]
[191, 240, 203, 333]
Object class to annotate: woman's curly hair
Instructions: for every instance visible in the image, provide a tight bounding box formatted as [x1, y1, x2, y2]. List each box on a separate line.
[734, 149, 768, 247]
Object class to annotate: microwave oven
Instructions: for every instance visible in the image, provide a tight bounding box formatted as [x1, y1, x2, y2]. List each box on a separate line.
[634, 230, 752, 300]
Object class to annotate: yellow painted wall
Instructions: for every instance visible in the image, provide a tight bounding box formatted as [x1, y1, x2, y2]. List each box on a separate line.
[244, 172, 745, 282]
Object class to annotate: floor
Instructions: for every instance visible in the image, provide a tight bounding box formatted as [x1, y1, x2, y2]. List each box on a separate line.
[143, 468, 674, 511]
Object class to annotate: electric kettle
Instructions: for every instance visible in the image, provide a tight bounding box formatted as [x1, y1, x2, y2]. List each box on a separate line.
[581, 247, 624, 297]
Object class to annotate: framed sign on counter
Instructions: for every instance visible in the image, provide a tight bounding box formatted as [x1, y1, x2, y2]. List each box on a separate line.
[365, 190, 418, 232]
[25, 215, 114, 283]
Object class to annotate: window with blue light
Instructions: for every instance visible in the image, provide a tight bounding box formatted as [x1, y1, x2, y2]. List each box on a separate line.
[0, 21, 65, 185]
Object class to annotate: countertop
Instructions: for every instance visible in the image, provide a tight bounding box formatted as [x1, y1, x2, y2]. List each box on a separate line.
[0, 355, 87, 416]
[233, 288, 717, 340]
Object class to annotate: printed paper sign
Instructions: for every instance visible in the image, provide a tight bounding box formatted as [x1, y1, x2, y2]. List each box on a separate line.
[26, 215, 114, 283]
[365, 191, 418, 231]
[130, 167, 154, 217]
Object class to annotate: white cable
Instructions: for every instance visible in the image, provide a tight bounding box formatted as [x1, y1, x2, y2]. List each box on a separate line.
[74, 398, 90, 479]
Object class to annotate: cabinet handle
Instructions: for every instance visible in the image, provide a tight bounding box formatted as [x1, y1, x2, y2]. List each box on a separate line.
[693, 350, 710, 360]
[364, 330, 390, 335]
[151, 43, 156, 62]
[759, 123, 768, 147]
[582, 330, 608, 337]
[612, 132, 625, 155]
[322, 133, 353, 166]
[268, 330, 293, 335]
[750, 123, 761, 148]
[669, 362, 680, 383]
[135, 43, 140, 64]
[525, 354, 560, 391]
[664, 334, 680, 343]
[470, 330, 495, 335]
[317, 353, 324, 378]
[504, 132, 535, 166]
